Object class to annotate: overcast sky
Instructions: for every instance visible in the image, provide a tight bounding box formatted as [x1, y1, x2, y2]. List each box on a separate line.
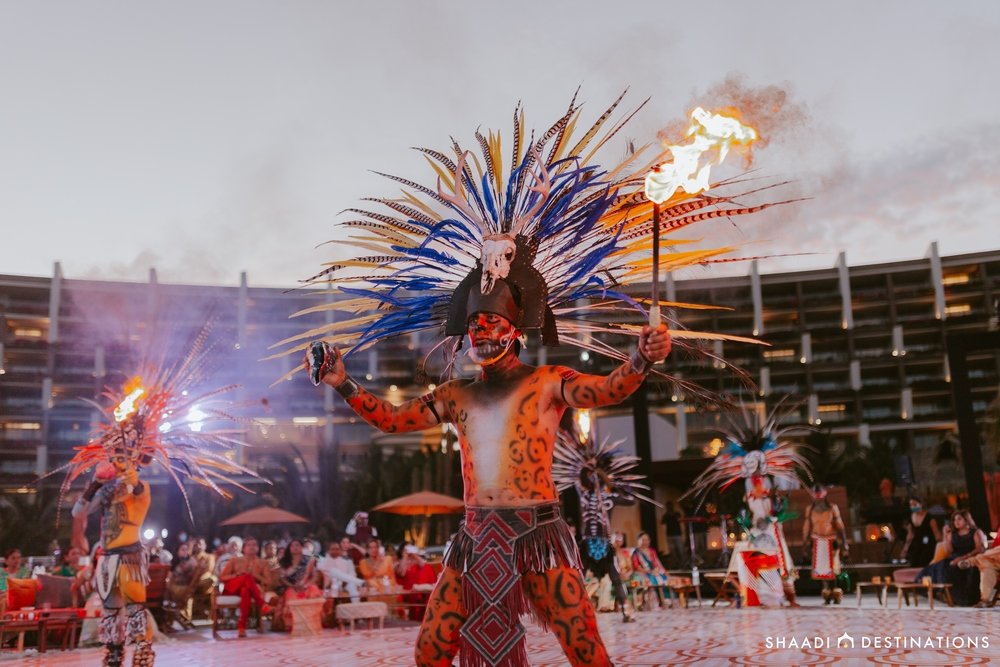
[2, 1, 998, 287]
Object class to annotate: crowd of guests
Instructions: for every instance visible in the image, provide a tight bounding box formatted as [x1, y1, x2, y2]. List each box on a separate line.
[1, 512, 441, 638]
[146, 513, 438, 634]
[901, 501, 995, 607]
[8, 500, 1000, 636]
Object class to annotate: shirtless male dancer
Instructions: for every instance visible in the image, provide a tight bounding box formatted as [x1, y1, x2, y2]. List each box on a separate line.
[310, 281, 671, 667]
[802, 484, 849, 603]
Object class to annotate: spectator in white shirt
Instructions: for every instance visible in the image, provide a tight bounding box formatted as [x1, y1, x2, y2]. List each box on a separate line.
[317, 540, 365, 602]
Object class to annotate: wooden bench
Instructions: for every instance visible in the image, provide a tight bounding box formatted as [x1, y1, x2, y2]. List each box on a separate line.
[855, 579, 888, 608]
[666, 576, 701, 608]
[704, 572, 739, 607]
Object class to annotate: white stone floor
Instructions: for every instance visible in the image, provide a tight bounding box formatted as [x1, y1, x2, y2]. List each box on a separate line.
[2, 599, 999, 666]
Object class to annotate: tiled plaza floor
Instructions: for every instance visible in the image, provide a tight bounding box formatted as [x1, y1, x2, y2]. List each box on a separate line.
[2, 601, 999, 666]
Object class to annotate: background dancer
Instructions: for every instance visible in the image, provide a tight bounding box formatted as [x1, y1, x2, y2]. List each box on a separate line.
[802, 484, 849, 604]
[553, 420, 662, 622]
[52, 329, 263, 667]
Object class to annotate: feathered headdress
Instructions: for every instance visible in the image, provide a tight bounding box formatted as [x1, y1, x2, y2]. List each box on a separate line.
[685, 401, 813, 506]
[49, 325, 265, 518]
[552, 425, 659, 507]
[553, 419, 661, 559]
[271, 90, 795, 378]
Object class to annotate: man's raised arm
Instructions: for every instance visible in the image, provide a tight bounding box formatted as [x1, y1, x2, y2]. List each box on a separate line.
[559, 324, 671, 409]
[310, 343, 444, 433]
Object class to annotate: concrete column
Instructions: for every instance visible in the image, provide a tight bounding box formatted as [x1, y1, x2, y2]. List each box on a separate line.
[712, 339, 725, 369]
[675, 403, 688, 452]
[237, 271, 248, 351]
[850, 360, 862, 391]
[48, 262, 62, 343]
[892, 325, 905, 357]
[35, 445, 48, 478]
[750, 260, 763, 336]
[837, 252, 854, 330]
[928, 241, 946, 320]
[800, 333, 812, 364]
[147, 268, 159, 328]
[759, 366, 771, 396]
[94, 345, 106, 378]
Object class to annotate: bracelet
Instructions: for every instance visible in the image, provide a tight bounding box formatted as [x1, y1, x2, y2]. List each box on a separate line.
[335, 376, 361, 399]
[82, 480, 103, 502]
[628, 348, 654, 375]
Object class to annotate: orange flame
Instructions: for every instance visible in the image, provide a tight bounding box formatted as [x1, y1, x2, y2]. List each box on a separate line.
[645, 107, 759, 204]
[114, 376, 145, 422]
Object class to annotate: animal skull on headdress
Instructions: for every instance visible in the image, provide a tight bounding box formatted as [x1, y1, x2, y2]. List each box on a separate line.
[480, 234, 516, 295]
[741, 449, 768, 478]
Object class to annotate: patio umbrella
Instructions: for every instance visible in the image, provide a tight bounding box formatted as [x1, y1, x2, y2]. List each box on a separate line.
[219, 506, 310, 526]
[371, 491, 464, 516]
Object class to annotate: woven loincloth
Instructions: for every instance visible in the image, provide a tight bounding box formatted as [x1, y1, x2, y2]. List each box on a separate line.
[444, 502, 580, 667]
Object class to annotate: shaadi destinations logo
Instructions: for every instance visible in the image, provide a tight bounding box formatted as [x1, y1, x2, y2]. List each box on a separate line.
[765, 632, 989, 650]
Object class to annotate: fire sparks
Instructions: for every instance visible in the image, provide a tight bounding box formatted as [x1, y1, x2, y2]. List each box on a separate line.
[644, 107, 759, 204]
[113, 376, 145, 422]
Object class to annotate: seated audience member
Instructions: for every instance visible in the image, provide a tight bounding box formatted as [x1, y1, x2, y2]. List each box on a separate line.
[147, 538, 173, 565]
[273, 538, 322, 631]
[219, 537, 274, 637]
[167, 541, 201, 627]
[53, 545, 89, 606]
[1, 548, 32, 616]
[918, 510, 986, 606]
[631, 531, 671, 609]
[340, 536, 364, 565]
[958, 525, 1000, 607]
[215, 536, 244, 577]
[190, 537, 217, 618]
[317, 540, 365, 602]
[394, 544, 437, 620]
[53, 545, 84, 577]
[358, 539, 396, 593]
[261, 540, 281, 571]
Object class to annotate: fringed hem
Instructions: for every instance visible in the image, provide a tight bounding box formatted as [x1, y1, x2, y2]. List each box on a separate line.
[119, 551, 151, 586]
[445, 513, 581, 574]
[458, 639, 529, 667]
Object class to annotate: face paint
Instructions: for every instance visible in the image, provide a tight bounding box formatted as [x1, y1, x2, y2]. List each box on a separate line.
[466, 313, 519, 366]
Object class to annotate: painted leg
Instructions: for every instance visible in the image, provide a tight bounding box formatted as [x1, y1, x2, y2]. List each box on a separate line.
[522, 566, 613, 667]
[414, 567, 466, 667]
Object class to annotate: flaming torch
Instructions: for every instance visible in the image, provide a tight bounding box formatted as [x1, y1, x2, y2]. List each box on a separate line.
[643, 107, 759, 327]
[113, 376, 145, 422]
